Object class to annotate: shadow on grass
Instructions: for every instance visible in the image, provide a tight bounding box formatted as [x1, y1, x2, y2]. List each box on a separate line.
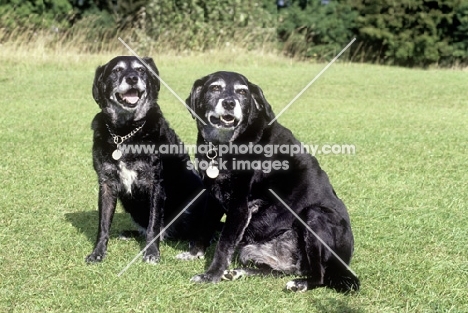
[64, 210, 218, 258]
[312, 297, 364, 313]
[65, 210, 135, 243]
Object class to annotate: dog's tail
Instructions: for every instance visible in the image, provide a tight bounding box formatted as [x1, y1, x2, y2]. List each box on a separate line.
[324, 267, 360, 293]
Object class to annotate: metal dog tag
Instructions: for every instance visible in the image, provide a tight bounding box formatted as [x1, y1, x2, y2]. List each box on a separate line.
[206, 163, 219, 179]
[112, 149, 122, 160]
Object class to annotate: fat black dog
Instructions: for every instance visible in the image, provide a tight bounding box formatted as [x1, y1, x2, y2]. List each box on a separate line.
[185, 71, 360, 292]
[86, 56, 217, 264]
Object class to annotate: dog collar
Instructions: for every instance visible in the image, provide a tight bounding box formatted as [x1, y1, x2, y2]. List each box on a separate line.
[106, 122, 146, 160]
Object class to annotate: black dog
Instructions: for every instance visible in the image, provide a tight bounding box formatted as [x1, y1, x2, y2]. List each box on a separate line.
[86, 56, 216, 264]
[185, 71, 360, 292]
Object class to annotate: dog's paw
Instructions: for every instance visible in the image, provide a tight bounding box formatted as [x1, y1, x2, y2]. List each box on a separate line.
[143, 253, 160, 264]
[286, 279, 308, 292]
[222, 269, 246, 281]
[190, 273, 220, 284]
[143, 244, 160, 264]
[85, 252, 105, 263]
[175, 251, 205, 261]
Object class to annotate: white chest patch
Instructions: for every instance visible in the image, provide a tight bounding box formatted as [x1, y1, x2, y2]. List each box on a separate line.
[118, 161, 138, 194]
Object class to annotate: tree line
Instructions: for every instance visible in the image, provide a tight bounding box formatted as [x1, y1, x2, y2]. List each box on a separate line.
[1, 0, 467, 67]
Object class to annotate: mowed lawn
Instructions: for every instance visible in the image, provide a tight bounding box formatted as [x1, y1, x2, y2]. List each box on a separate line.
[1, 50, 467, 313]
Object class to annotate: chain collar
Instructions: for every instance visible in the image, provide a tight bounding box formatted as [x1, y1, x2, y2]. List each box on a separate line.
[106, 122, 146, 145]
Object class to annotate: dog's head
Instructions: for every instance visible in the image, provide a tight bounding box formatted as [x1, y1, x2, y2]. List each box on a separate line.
[92, 56, 160, 124]
[186, 71, 275, 143]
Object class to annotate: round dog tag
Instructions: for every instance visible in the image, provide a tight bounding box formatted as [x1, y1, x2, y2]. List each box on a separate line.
[112, 149, 122, 160]
[206, 164, 219, 179]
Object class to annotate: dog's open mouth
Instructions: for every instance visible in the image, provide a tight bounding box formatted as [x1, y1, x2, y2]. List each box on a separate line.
[116, 89, 142, 107]
[208, 113, 240, 128]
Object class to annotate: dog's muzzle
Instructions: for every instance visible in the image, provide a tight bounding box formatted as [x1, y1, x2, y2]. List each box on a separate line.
[207, 98, 242, 128]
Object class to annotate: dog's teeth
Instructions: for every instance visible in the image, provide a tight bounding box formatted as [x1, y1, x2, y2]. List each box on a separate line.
[220, 116, 235, 124]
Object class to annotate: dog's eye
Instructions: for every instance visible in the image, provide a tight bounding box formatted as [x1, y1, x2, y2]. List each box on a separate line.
[135, 67, 145, 72]
[237, 89, 247, 95]
[210, 85, 222, 92]
[113, 67, 123, 73]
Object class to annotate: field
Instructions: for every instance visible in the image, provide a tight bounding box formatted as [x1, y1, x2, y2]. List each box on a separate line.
[1, 46, 467, 312]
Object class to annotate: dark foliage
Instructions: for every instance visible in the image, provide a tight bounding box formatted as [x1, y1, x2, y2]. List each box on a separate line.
[1, 0, 467, 66]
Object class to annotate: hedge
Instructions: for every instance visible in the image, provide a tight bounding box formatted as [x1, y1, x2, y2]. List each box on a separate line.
[0, 0, 467, 67]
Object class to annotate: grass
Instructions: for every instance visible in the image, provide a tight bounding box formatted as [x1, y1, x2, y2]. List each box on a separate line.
[1, 46, 467, 313]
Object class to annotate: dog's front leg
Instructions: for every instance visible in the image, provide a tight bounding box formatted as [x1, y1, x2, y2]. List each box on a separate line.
[191, 201, 251, 283]
[143, 176, 164, 264]
[86, 181, 118, 263]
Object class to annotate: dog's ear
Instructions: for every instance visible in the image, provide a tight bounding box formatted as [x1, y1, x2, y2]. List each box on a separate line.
[92, 64, 106, 107]
[248, 81, 275, 121]
[185, 75, 209, 120]
[142, 57, 160, 94]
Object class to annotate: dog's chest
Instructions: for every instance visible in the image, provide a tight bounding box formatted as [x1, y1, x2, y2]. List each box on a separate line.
[118, 161, 138, 194]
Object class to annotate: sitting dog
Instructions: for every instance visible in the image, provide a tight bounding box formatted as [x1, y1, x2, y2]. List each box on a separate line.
[185, 71, 360, 292]
[86, 56, 217, 264]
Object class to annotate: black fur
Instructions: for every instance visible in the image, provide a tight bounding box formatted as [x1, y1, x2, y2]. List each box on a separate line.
[186, 71, 360, 292]
[86, 56, 216, 264]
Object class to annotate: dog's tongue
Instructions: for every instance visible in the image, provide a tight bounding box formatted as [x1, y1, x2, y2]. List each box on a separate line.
[122, 90, 139, 104]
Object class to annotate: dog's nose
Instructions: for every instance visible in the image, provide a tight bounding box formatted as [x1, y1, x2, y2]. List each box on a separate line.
[126, 75, 138, 85]
[222, 99, 236, 110]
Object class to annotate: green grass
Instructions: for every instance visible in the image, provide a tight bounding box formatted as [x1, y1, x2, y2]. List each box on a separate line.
[1, 49, 467, 313]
